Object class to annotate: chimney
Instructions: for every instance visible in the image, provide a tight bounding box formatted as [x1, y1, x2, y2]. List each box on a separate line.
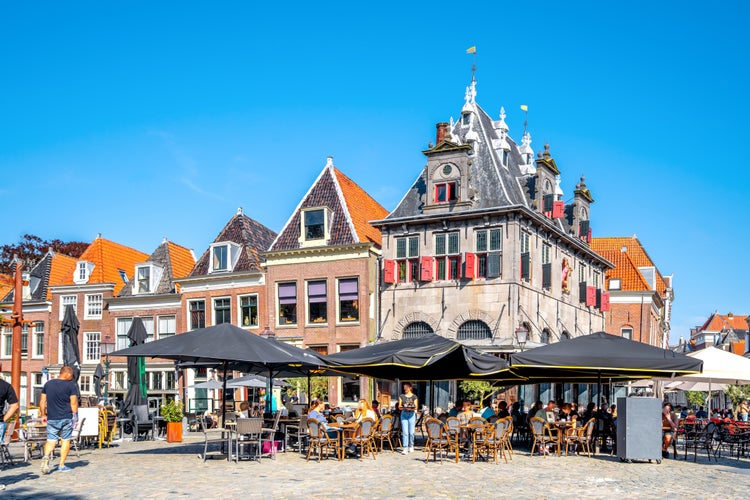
[435, 122, 449, 145]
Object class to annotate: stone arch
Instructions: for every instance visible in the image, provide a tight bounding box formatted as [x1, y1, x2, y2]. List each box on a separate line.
[394, 312, 439, 339]
[456, 320, 492, 341]
[446, 310, 498, 340]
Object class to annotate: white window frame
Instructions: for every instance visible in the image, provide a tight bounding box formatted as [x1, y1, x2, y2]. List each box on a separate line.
[83, 332, 101, 363]
[32, 321, 44, 359]
[212, 296, 232, 325]
[621, 328, 633, 340]
[336, 277, 360, 325]
[84, 293, 103, 319]
[60, 295, 78, 320]
[238, 294, 259, 328]
[116, 317, 133, 350]
[299, 207, 330, 246]
[79, 375, 92, 394]
[1, 326, 11, 359]
[306, 280, 328, 326]
[157, 315, 176, 339]
[74, 261, 93, 284]
[209, 242, 241, 273]
[142, 317, 155, 342]
[609, 278, 621, 290]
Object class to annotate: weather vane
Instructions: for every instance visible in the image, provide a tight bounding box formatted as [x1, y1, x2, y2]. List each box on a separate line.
[466, 46, 476, 80]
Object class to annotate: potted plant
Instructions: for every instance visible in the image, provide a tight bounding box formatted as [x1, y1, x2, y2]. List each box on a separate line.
[161, 399, 184, 443]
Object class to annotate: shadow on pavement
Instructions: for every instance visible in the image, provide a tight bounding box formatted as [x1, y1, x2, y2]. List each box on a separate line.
[119, 443, 204, 455]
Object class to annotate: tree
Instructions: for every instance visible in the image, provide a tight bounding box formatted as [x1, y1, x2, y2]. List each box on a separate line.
[286, 377, 329, 401]
[724, 385, 750, 410]
[459, 380, 497, 406]
[0, 234, 88, 273]
[684, 391, 706, 408]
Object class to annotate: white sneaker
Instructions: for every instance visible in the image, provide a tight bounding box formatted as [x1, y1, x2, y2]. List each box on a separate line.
[409, 446, 414, 453]
[401, 448, 408, 455]
[41, 455, 51, 475]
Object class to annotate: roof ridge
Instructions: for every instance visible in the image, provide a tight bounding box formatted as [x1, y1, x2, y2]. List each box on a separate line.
[331, 167, 361, 243]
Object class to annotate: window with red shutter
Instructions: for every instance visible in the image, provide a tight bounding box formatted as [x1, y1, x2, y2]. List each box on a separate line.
[420, 256, 433, 281]
[552, 201, 564, 219]
[601, 292, 611, 312]
[383, 259, 396, 284]
[586, 286, 597, 306]
[463, 252, 476, 279]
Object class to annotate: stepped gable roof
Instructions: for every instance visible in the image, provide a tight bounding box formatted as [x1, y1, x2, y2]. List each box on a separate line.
[118, 240, 196, 297]
[190, 212, 277, 276]
[269, 159, 388, 251]
[59, 236, 149, 295]
[591, 236, 668, 295]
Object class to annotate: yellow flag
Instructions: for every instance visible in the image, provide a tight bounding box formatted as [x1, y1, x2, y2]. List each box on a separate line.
[466, 46, 476, 54]
[520, 104, 528, 112]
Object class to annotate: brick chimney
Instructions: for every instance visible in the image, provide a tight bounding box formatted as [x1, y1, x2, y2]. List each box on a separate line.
[435, 122, 449, 145]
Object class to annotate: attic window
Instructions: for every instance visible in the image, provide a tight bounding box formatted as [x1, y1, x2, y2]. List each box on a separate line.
[609, 278, 621, 290]
[74, 261, 94, 284]
[118, 270, 129, 283]
[209, 242, 241, 273]
[134, 264, 163, 294]
[435, 182, 458, 203]
[299, 208, 331, 247]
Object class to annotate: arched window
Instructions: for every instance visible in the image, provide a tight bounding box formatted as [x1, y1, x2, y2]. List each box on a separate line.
[457, 320, 492, 341]
[402, 322, 433, 339]
[540, 329, 551, 344]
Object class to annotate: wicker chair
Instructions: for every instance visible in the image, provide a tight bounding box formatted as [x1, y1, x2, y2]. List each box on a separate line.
[565, 418, 595, 457]
[529, 416, 561, 457]
[349, 418, 377, 460]
[373, 414, 398, 452]
[306, 419, 341, 462]
[423, 418, 457, 463]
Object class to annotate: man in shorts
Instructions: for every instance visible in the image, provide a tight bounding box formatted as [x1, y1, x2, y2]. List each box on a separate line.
[0, 376, 20, 441]
[39, 366, 79, 474]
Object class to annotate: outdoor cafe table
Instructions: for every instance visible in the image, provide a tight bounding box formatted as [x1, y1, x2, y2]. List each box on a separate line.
[460, 423, 487, 461]
[328, 421, 358, 460]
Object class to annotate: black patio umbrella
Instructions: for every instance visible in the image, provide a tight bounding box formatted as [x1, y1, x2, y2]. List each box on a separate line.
[323, 333, 521, 381]
[61, 305, 82, 384]
[510, 331, 703, 381]
[122, 317, 149, 415]
[93, 363, 104, 399]
[112, 323, 330, 419]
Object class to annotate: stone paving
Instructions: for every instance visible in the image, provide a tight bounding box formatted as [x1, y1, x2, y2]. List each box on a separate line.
[1, 434, 748, 499]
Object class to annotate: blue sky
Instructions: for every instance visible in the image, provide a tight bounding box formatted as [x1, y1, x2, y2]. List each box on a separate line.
[2, 1, 748, 344]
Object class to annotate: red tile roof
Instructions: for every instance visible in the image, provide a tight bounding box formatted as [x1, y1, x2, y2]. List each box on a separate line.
[333, 167, 389, 246]
[699, 313, 749, 332]
[48, 253, 79, 299]
[60, 237, 148, 295]
[591, 236, 668, 295]
[166, 242, 195, 280]
[0, 274, 13, 300]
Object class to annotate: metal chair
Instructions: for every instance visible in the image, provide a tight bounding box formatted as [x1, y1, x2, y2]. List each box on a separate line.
[0, 420, 17, 467]
[23, 421, 48, 462]
[373, 414, 397, 452]
[285, 416, 309, 454]
[234, 417, 263, 462]
[131, 405, 155, 441]
[349, 418, 377, 460]
[261, 411, 283, 459]
[199, 417, 228, 462]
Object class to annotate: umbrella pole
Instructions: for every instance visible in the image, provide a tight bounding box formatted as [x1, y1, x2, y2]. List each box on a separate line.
[307, 373, 311, 404]
[221, 361, 228, 426]
[266, 369, 273, 415]
[429, 380, 434, 415]
[597, 370, 602, 454]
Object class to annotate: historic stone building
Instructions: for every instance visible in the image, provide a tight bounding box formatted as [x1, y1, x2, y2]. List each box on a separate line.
[375, 79, 612, 404]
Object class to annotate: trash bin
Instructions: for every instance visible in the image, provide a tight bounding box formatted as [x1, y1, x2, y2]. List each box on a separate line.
[616, 397, 662, 463]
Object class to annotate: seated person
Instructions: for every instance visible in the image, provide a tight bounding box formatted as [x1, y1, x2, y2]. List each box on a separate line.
[371, 400, 381, 420]
[480, 402, 496, 421]
[695, 406, 708, 419]
[354, 399, 377, 422]
[448, 401, 460, 418]
[559, 403, 576, 422]
[496, 401, 510, 419]
[457, 400, 474, 425]
[662, 402, 678, 458]
[535, 400, 555, 421]
[309, 398, 356, 457]
[237, 401, 250, 418]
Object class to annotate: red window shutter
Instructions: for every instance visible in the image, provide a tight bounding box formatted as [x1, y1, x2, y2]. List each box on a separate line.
[587, 227, 592, 243]
[383, 259, 396, 284]
[464, 252, 476, 279]
[601, 292, 611, 312]
[586, 286, 597, 306]
[420, 256, 434, 281]
[552, 201, 564, 219]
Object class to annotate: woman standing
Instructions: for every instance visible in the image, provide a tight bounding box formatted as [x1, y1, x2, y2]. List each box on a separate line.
[399, 382, 418, 454]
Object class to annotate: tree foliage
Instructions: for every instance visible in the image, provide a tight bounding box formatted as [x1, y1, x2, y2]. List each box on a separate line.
[685, 391, 706, 408]
[0, 234, 88, 274]
[724, 385, 750, 409]
[459, 380, 497, 406]
[286, 376, 329, 400]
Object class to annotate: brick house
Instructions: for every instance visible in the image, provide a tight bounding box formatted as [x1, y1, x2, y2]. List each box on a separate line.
[47, 236, 148, 399]
[591, 235, 674, 348]
[1, 250, 77, 407]
[106, 239, 195, 405]
[375, 79, 611, 406]
[264, 158, 388, 405]
[689, 312, 748, 354]
[175, 209, 276, 412]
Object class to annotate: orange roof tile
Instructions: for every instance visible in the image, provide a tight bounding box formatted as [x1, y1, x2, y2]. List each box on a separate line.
[47, 253, 79, 299]
[591, 236, 668, 295]
[0, 274, 13, 300]
[700, 313, 749, 332]
[166, 242, 195, 280]
[60, 237, 148, 295]
[334, 168, 389, 246]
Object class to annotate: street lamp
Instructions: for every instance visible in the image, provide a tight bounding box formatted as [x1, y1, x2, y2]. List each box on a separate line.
[515, 323, 529, 351]
[100, 337, 116, 401]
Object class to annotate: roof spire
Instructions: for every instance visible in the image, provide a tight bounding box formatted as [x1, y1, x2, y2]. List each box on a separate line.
[466, 45, 477, 83]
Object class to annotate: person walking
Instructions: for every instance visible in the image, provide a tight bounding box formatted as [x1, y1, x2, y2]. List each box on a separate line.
[398, 382, 418, 454]
[39, 366, 79, 474]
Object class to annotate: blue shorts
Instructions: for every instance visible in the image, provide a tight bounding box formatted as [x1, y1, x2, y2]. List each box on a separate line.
[47, 419, 74, 441]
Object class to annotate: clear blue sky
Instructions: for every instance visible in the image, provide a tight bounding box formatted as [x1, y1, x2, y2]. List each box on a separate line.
[2, 1, 748, 344]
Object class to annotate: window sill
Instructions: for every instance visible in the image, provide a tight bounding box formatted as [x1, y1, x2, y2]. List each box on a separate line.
[336, 321, 361, 327]
[305, 323, 329, 328]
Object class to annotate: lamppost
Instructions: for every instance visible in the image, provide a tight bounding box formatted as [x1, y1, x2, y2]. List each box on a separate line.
[514, 323, 529, 409]
[100, 337, 116, 402]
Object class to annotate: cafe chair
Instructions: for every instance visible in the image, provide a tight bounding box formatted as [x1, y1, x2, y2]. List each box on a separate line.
[349, 418, 377, 460]
[373, 414, 398, 452]
[565, 418, 595, 457]
[198, 417, 228, 462]
[0, 420, 17, 467]
[131, 405, 155, 441]
[261, 411, 283, 459]
[285, 415, 309, 454]
[424, 418, 458, 463]
[469, 423, 491, 463]
[530, 417, 560, 457]
[234, 417, 263, 462]
[23, 420, 48, 462]
[485, 417, 512, 463]
[306, 419, 340, 462]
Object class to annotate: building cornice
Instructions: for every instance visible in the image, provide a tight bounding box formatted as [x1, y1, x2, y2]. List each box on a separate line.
[49, 283, 116, 294]
[106, 294, 182, 311]
[264, 242, 379, 264]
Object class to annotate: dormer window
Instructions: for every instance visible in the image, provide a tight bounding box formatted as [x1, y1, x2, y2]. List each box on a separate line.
[435, 182, 458, 203]
[299, 208, 331, 247]
[74, 261, 94, 284]
[209, 242, 241, 273]
[502, 150, 509, 166]
[134, 264, 163, 294]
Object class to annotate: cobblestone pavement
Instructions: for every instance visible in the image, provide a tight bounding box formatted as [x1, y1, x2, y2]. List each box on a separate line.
[1, 435, 748, 499]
